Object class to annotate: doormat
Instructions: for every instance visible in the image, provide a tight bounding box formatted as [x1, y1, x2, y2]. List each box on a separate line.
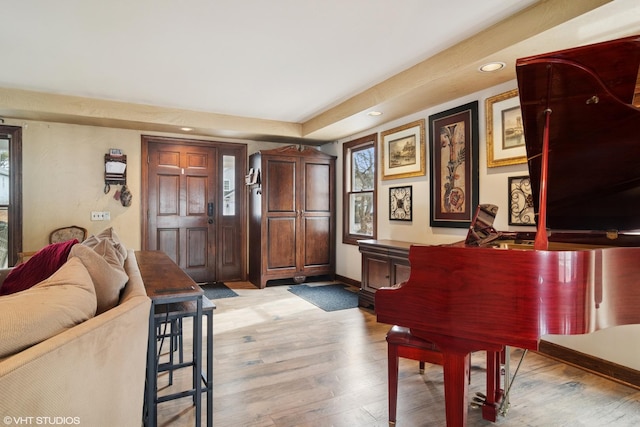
[201, 283, 238, 300]
[287, 284, 358, 312]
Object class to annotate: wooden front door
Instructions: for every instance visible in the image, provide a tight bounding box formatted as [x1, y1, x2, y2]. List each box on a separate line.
[142, 136, 246, 283]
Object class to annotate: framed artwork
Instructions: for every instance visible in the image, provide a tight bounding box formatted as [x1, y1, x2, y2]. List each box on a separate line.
[486, 89, 527, 167]
[389, 185, 412, 221]
[508, 175, 536, 225]
[429, 101, 479, 228]
[380, 119, 426, 180]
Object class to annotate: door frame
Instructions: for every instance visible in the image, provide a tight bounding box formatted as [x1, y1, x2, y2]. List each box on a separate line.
[141, 135, 247, 281]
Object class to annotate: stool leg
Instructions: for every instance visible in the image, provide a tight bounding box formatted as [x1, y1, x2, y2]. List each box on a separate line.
[192, 314, 198, 406]
[419, 361, 425, 374]
[388, 343, 399, 426]
[206, 311, 213, 427]
[168, 319, 177, 386]
[156, 321, 175, 386]
[178, 317, 184, 364]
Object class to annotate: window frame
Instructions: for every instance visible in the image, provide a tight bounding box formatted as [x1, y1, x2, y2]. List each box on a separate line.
[342, 133, 377, 245]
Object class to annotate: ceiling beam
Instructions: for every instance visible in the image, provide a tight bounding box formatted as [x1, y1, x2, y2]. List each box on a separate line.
[301, 0, 614, 140]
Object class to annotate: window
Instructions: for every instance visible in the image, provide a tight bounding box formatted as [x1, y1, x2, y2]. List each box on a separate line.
[222, 155, 235, 216]
[0, 125, 22, 267]
[343, 133, 377, 245]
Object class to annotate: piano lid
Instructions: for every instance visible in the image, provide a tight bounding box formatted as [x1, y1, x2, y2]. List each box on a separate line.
[516, 35, 640, 234]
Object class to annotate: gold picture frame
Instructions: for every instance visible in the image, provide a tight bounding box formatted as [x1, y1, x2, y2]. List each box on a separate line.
[380, 119, 426, 180]
[486, 89, 527, 168]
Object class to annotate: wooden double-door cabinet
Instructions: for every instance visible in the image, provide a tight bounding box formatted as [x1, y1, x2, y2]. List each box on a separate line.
[249, 146, 336, 288]
[358, 239, 416, 309]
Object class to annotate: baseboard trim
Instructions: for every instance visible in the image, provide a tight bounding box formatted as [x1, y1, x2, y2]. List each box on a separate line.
[538, 340, 640, 390]
[336, 274, 359, 288]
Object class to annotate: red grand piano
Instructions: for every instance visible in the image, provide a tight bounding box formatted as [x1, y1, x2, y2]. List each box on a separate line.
[375, 35, 640, 427]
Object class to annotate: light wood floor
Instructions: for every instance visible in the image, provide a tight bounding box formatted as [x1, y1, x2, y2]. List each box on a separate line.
[155, 281, 640, 427]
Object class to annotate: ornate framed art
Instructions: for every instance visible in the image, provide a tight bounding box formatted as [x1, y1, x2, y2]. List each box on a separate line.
[486, 88, 527, 167]
[380, 119, 426, 180]
[389, 185, 412, 221]
[508, 175, 536, 225]
[428, 101, 479, 228]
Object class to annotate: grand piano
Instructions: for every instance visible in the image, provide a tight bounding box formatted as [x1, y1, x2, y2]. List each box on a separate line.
[375, 35, 640, 427]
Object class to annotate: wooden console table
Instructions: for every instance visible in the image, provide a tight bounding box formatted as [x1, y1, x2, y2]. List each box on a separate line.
[358, 239, 418, 309]
[137, 250, 214, 427]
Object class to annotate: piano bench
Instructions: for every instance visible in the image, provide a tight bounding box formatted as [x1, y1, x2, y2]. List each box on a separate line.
[386, 325, 444, 426]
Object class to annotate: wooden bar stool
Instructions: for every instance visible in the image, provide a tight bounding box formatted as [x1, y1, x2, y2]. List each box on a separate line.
[153, 296, 215, 427]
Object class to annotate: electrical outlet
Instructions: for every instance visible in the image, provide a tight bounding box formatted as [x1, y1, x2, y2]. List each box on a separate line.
[91, 211, 105, 221]
[103, 211, 111, 221]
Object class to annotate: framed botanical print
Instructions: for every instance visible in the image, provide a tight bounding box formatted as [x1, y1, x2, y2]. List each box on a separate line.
[389, 185, 412, 221]
[486, 89, 527, 167]
[429, 101, 479, 228]
[380, 119, 426, 180]
[508, 175, 536, 225]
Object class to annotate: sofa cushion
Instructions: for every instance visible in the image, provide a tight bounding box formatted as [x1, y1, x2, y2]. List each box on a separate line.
[0, 239, 79, 296]
[82, 227, 127, 265]
[0, 257, 97, 358]
[69, 239, 129, 314]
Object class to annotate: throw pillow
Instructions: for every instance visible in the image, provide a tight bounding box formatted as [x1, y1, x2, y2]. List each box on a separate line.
[69, 239, 129, 314]
[0, 239, 79, 296]
[0, 257, 97, 358]
[82, 227, 127, 265]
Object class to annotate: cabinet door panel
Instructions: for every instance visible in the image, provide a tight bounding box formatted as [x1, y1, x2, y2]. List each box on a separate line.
[304, 162, 331, 212]
[266, 217, 296, 269]
[393, 262, 411, 285]
[303, 217, 330, 266]
[266, 159, 296, 213]
[366, 257, 391, 290]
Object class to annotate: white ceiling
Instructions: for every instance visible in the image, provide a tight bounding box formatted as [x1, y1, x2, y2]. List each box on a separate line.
[1, 0, 639, 144]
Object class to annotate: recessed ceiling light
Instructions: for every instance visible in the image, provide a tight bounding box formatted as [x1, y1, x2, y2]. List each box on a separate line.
[181, 127, 193, 131]
[479, 62, 505, 72]
[367, 111, 383, 116]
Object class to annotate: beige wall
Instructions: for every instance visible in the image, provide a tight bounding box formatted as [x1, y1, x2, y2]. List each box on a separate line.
[3, 117, 283, 253]
[324, 80, 524, 282]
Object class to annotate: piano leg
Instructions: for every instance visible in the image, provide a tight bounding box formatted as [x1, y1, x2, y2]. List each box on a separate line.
[442, 351, 471, 427]
[481, 350, 504, 422]
[388, 341, 399, 426]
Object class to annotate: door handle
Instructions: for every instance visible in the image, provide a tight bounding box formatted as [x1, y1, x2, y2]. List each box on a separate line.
[208, 202, 214, 224]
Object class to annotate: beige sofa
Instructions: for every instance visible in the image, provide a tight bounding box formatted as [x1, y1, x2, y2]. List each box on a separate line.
[0, 249, 151, 427]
